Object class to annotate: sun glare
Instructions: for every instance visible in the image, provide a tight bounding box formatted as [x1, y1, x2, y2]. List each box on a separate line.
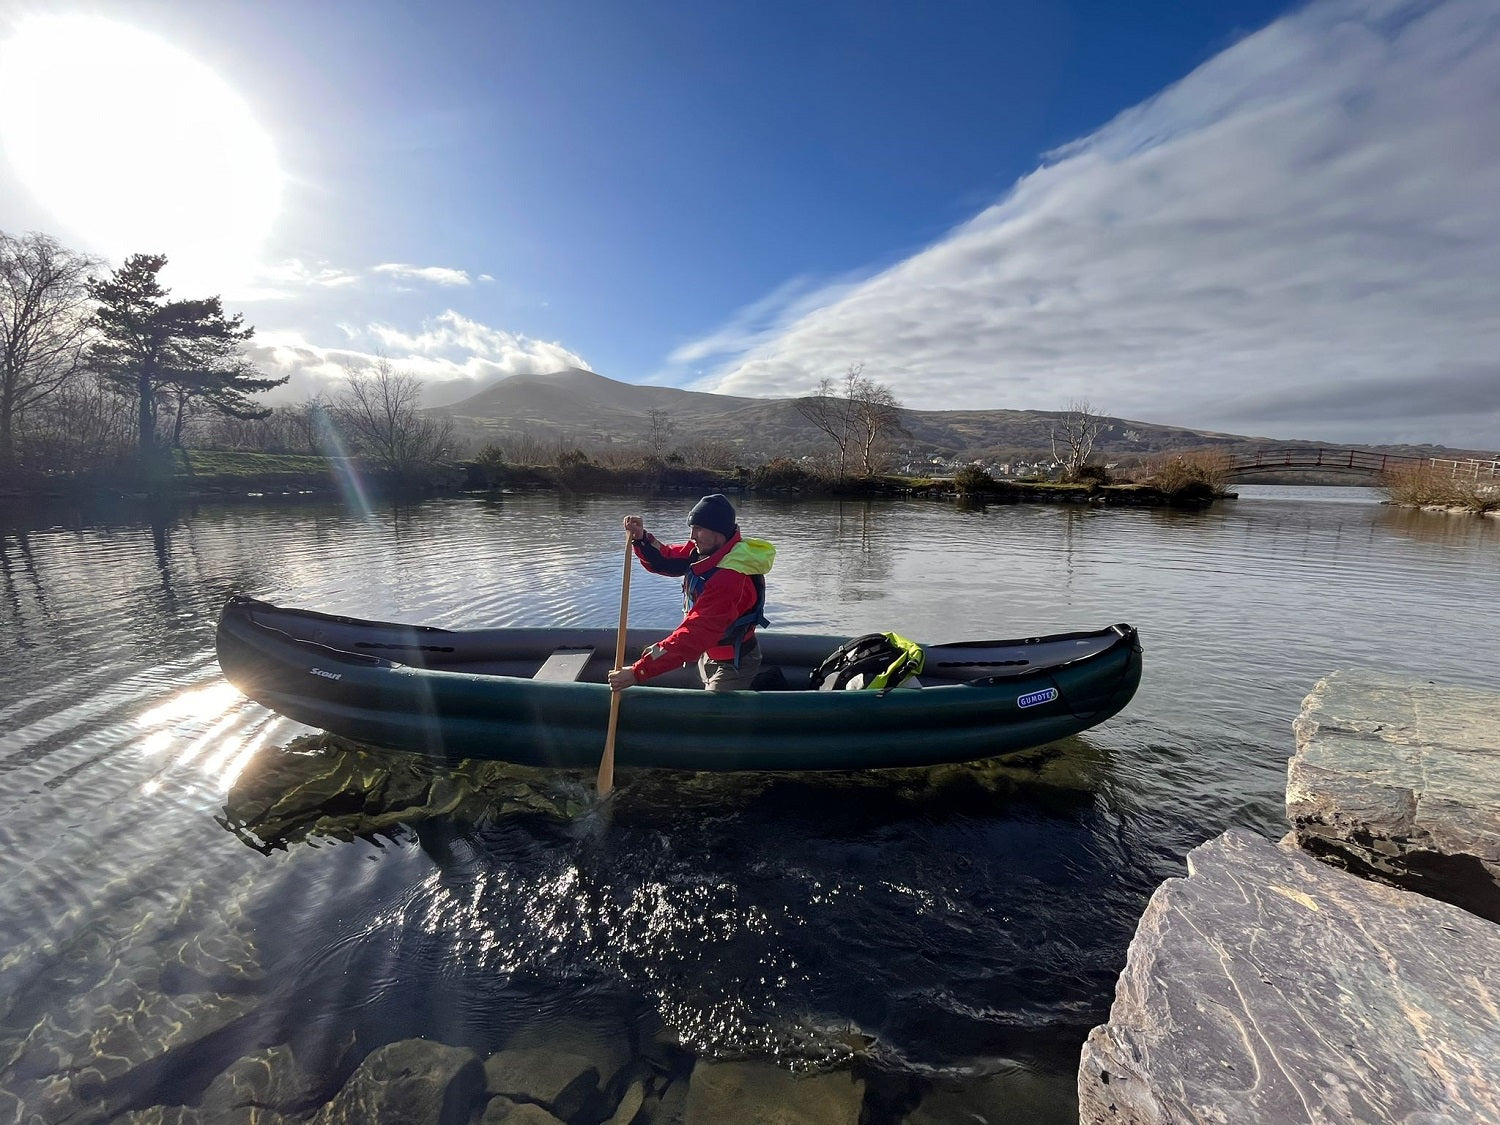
[0, 16, 282, 284]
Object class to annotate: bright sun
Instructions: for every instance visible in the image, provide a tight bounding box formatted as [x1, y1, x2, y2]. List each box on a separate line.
[0, 15, 282, 284]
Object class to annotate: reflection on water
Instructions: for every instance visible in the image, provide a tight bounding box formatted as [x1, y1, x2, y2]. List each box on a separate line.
[1, 489, 1498, 1121]
[219, 733, 1122, 1086]
[219, 732, 592, 851]
[1374, 502, 1500, 546]
[219, 731, 1105, 854]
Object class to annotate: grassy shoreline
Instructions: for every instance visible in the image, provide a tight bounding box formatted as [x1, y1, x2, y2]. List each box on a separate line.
[0, 449, 1229, 510]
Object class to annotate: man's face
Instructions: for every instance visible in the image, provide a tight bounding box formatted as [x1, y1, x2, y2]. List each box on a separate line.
[689, 525, 727, 553]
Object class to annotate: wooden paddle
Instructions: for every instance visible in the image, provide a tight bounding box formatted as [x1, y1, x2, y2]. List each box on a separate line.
[597, 530, 633, 796]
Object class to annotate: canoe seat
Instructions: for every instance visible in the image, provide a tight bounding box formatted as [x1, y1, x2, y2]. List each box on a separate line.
[534, 646, 594, 682]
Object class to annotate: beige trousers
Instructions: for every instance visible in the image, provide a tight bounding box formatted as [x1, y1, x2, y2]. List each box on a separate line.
[697, 643, 763, 692]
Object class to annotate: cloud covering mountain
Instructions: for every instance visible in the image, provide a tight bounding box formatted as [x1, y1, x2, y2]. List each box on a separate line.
[686, 0, 1500, 449]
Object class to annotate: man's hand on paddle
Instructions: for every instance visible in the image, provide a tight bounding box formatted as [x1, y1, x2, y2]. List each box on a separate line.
[607, 667, 638, 692]
[623, 515, 645, 543]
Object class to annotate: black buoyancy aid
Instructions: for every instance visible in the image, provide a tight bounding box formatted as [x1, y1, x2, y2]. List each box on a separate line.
[683, 566, 769, 668]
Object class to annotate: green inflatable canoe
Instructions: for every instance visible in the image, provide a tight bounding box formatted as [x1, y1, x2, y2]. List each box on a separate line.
[215, 596, 1142, 771]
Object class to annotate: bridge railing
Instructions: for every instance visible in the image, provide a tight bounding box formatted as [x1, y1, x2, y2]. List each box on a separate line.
[1226, 448, 1420, 475]
[1430, 457, 1500, 481]
[1226, 448, 1499, 479]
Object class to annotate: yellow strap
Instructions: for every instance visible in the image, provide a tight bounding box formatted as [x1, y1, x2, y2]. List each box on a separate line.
[867, 632, 926, 690]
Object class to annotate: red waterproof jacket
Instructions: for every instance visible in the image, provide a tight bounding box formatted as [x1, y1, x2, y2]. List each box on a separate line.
[628, 530, 776, 683]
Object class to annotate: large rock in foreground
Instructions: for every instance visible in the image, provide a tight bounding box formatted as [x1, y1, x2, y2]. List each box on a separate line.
[1078, 829, 1500, 1124]
[1289, 670, 1500, 921]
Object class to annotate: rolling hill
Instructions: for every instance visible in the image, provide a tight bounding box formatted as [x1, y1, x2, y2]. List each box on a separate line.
[434, 368, 1483, 467]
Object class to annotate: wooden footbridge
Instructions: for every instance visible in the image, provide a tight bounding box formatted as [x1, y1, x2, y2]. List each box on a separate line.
[1226, 448, 1500, 480]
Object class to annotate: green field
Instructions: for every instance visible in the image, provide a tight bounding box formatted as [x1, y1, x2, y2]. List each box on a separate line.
[176, 450, 334, 476]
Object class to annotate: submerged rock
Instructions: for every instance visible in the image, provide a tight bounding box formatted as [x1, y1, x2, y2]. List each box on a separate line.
[682, 1059, 864, 1125]
[310, 1039, 485, 1125]
[479, 1097, 565, 1123]
[905, 1067, 1078, 1125]
[198, 1039, 356, 1118]
[483, 1045, 611, 1122]
[1289, 670, 1500, 921]
[1078, 829, 1500, 1123]
[0, 878, 263, 1123]
[485, 1019, 635, 1113]
[116, 1105, 291, 1124]
[603, 1078, 646, 1125]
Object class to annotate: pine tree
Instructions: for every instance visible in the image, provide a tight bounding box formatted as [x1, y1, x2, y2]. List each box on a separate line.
[86, 254, 286, 458]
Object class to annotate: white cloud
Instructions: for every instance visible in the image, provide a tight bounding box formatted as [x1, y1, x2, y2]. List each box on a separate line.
[365, 309, 587, 368]
[691, 0, 1500, 448]
[226, 258, 361, 301]
[663, 274, 864, 371]
[228, 259, 477, 300]
[372, 262, 474, 286]
[248, 313, 589, 406]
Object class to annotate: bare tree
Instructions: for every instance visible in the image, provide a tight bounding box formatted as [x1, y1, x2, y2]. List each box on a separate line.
[331, 357, 454, 473]
[20, 369, 134, 472]
[0, 232, 100, 465]
[191, 399, 329, 454]
[645, 407, 675, 460]
[797, 367, 856, 475]
[1050, 399, 1112, 479]
[505, 428, 556, 466]
[851, 380, 906, 475]
[678, 436, 737, 470]
[294, 397, 337, 455]
[797, 363, 905, 476]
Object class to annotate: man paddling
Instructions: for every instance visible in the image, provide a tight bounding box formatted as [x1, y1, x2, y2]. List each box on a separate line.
[607, 494, 775, 692]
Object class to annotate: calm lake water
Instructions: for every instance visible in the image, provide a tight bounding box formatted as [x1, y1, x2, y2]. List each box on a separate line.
[2, 484, 1497, 1121]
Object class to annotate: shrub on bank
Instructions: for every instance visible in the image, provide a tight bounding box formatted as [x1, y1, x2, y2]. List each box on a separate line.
[1382, 464, 1500, 512]
[953, 465, 995, 494]
[749, 458, 817, 491]
[470, 444, 506, 488]
[1144, 451, 1232, 501]
[553, 449, 614, 491]
[1450, 482, 1497, 514]
[1069, 463, 1111, 486]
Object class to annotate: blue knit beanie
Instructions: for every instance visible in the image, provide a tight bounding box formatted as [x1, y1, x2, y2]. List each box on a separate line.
[687, 493, 736, 536]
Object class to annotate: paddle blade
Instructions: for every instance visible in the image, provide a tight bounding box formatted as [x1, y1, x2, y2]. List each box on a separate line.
[597, 690, 621, 795]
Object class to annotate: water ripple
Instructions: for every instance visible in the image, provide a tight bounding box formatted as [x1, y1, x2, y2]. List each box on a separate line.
[1, 490, 1497, 1121]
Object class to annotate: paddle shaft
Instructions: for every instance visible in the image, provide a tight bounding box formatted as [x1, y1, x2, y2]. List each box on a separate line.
[597, 531, 633, 795]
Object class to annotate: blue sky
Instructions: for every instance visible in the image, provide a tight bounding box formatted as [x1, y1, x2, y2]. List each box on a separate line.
[2, 0, 1497, 448]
